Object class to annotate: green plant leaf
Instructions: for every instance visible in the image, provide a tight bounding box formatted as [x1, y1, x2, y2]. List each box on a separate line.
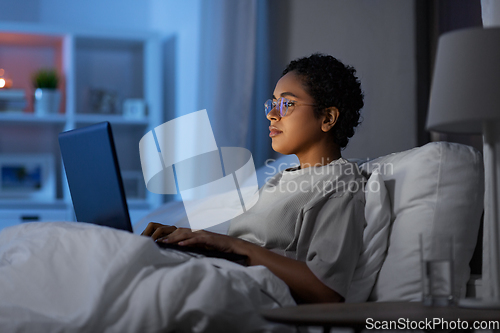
[32, 69, 59, 89]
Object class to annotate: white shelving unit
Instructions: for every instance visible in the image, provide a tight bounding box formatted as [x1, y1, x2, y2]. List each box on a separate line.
[0, 23, 163, 232]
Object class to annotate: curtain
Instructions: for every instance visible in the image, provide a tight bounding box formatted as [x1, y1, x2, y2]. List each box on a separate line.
[196, 0, 274, 168]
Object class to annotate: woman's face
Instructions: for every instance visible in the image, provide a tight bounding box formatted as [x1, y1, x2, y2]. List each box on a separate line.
[267, 71, 325, 157]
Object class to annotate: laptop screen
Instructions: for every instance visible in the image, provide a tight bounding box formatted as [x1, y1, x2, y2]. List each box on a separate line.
[58, 122, 133, 232]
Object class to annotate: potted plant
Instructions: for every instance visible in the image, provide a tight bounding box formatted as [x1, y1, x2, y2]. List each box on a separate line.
[32, 68, 61, 115]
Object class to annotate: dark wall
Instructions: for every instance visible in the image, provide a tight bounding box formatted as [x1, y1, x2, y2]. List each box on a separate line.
[416, 0, 484, 275]
[416, 0, 483, 150]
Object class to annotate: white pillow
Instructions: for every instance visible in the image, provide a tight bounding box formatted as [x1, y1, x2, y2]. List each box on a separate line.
[359, 142, 484, 302]
[346, 170, 392, 302]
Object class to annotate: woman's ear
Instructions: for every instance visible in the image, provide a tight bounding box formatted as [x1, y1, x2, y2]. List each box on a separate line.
[321, 107, 339, 132]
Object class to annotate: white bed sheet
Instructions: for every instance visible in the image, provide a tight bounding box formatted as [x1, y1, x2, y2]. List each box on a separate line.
[0, 221, 296, 333]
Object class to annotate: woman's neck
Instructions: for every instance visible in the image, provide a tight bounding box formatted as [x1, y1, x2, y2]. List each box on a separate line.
[296, 146, 342, 169]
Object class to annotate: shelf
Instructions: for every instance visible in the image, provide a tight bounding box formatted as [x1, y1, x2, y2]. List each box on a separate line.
[0, 112, 67, 124]
[0, 31, 64, 114]
[0, 199, 67, 210]
[74, 114, 149, 126]
[0, 112, 149, 126]
[74, 36, 144, 116]
[0, 31, 63, 47]
[0, 26, 163, 232]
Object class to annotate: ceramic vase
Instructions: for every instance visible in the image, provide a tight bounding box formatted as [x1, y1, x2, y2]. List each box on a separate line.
[34, 88, 61, 115]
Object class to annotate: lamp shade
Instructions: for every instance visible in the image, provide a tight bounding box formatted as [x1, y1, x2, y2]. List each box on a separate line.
[427, 27, 500, 134]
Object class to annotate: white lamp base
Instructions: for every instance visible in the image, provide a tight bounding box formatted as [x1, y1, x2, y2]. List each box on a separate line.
[458, 123, 500, 310]
[482, 122, 500, 304]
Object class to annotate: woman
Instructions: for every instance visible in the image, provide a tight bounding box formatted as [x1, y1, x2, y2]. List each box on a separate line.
[142, 53, 366, 304]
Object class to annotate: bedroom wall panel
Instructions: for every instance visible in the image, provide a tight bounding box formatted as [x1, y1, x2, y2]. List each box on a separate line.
[279, 0, 417, 160]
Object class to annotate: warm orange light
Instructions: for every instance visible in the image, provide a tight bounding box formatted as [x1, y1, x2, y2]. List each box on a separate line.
[0, 78, 5, 88]
[0, 68, 4, 76]
[5, 79, 12, 88]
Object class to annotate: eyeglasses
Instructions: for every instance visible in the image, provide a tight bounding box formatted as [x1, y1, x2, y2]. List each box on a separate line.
[264, 97, 316, 118]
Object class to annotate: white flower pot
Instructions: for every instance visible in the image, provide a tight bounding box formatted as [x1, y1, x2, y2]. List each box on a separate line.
[34, 88, 61, 115]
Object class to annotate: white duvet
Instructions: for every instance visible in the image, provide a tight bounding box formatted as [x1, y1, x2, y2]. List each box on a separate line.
[0, 222, 296, 333]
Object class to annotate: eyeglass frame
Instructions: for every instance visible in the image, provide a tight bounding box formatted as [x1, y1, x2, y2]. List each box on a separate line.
[264, 97, 316, 118]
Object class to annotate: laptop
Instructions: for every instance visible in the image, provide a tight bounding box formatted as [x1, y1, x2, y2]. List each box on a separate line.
[58, 122, 247, 265]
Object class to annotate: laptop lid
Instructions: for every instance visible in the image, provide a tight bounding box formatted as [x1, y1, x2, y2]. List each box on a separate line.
[58, 122, 133, 232]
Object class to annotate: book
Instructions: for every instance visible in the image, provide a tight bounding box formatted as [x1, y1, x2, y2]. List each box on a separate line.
[0, 89, 26, 100]
[0, 99, 27, 111]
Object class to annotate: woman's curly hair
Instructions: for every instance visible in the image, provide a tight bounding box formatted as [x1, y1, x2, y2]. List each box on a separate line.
[283, 53, 364, 149]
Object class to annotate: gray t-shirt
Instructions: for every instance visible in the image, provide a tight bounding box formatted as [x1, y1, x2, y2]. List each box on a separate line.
[228, 158, 366, 298]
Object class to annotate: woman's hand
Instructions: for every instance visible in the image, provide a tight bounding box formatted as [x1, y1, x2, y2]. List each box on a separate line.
[142, 222, 342, 303]
[162, 228, 249, 255]
[166, 226, 344, 303]
[141, 222, 250, 255]
[141, 222, 178, 241]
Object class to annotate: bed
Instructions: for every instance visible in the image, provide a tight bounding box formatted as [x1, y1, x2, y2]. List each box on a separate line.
[0, 221, 296, 332]
[0, 141, 484, 332]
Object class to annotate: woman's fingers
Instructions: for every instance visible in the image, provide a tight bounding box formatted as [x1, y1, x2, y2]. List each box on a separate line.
[176, 235, 212, 247]
[151, 226, 178, 241]
[163, 230, 237, 253]
[144, 223, 249, 256]
[141, 222, 177, 241]
[141, 222, 163, 236]
[158, 228, 197, 244]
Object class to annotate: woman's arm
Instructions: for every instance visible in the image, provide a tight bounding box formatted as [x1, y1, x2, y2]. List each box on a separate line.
[242, 240, 343, 303]
[142, 223, 343, 304]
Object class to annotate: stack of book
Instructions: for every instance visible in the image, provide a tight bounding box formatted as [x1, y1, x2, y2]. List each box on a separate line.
[0, 89, 27, 113]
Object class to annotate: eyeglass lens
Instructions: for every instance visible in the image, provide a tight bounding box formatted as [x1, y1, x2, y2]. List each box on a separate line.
[265, 98, 288, 117]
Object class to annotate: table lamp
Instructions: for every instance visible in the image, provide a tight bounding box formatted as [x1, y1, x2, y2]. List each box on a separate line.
[426, 27, 500, 308]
